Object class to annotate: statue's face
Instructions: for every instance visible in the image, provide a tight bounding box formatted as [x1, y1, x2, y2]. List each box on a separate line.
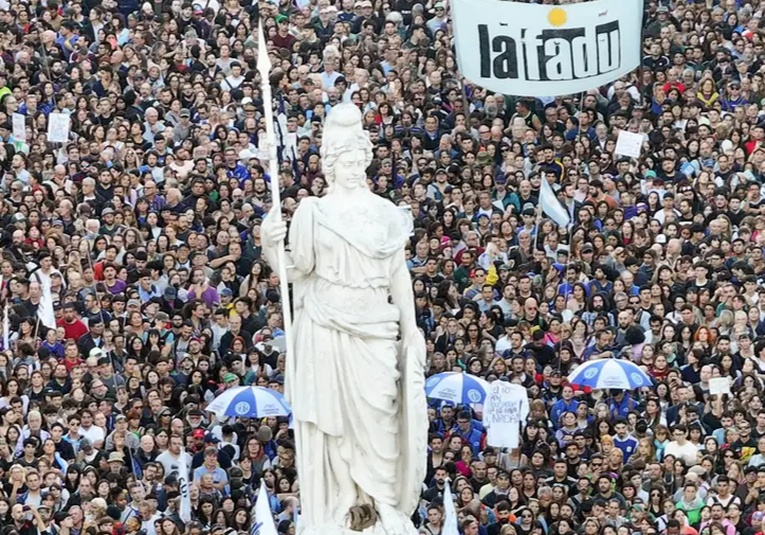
[333, 148, 367, 191]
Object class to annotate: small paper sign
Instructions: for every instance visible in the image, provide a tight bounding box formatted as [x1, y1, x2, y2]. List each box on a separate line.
[615, 130, 643, 159]
[709, 377, 731, 396]
[12, 113, 25, 141]
[47, 112, 71, 143]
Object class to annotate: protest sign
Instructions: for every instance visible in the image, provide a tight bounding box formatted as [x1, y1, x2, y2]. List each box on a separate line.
[615, 130, 644, 159]
[709, 377, 731, 396]
[451, 0, 642, 96]
[12, 113, 25, 141]
[47, 113, 71, 143]
[483, 381, 529, 449]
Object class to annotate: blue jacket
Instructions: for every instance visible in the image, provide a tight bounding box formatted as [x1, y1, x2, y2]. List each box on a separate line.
[453, 425, 484, 455]
[226, 164, 250, 184]
[550, 399, 579, 428]
[609, 394, 637, 419]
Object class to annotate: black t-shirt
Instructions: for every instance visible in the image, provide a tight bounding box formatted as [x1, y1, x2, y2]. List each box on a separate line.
[732, 436, 758, 459]
[421, 484, 445, 504]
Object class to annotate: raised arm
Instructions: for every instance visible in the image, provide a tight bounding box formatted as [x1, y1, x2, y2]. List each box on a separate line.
[260, 205, 307, 283]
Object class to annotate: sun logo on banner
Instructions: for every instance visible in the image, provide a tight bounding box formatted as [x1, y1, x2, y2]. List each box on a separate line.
[548, 7, 567, 26]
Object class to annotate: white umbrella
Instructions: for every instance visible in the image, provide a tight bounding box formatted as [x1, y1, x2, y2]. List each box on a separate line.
[206, 386, 291, 419]
[567, 359, 652, 390]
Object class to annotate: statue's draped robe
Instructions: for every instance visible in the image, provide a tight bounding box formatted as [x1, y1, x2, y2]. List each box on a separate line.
[285, 194, 422, 530]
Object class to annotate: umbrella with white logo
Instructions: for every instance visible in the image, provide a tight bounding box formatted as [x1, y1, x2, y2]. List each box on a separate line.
[425, 372, 490, 405]
[206, 386, 292, 419]
[567, 359, 652, 390]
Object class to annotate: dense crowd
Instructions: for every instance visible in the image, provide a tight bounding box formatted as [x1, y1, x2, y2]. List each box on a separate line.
[0, 1, 765, 535]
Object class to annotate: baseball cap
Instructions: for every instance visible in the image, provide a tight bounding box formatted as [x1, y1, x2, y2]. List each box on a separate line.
[192, 429, 205, 439]
[204, 433, 220, 444]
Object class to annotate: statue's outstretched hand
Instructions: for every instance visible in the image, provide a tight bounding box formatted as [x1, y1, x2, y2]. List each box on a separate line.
[262, 205, 288, 249]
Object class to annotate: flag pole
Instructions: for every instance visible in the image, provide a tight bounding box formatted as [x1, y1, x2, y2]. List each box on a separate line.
[257, 24, 294, 351]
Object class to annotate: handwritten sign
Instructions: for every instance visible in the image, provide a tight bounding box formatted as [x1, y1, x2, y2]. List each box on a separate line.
[709, 377, 731, 396]
[615, 130, 643, 159]
[47, 112, 70, 143]
[11, 113, 25, 141]
[484, 381, 529, 449]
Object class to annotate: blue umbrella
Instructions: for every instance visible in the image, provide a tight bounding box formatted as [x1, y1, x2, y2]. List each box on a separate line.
[206, 386, 292, 419]
[567, 359, 652, 390]
[425, 372, 490, 404]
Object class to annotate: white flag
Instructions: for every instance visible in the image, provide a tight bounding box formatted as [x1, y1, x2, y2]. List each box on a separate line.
[443, 480, 459, 535]
[252, 480, 279, 535]
[38, 277, 56, 330]
[540, 176, 571, 229]
[178, 453, 192, 522]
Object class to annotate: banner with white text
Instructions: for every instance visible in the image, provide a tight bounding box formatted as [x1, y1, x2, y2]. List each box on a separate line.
[452, 0, 642, 96]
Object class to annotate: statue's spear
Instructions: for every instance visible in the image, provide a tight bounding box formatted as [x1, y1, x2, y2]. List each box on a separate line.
[257, 21, 294, 349]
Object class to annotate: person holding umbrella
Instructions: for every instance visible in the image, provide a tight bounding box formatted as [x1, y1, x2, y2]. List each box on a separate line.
[450, 410, 483, 455]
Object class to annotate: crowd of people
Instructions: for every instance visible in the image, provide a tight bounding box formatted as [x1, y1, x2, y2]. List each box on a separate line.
[0, 0, 765, 535]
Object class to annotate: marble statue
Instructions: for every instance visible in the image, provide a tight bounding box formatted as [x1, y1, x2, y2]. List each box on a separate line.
[260, 103, 428, 535]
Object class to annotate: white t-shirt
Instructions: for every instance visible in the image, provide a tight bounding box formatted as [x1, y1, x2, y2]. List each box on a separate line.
[155, 450, 193, 478]
[664, 440, 698, 466]
[79, 424, 105, 446]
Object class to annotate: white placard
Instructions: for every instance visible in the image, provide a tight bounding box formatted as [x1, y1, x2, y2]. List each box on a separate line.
[451, 0, 643, 96]
[615, 130, 644, 159]
[483, 381, 529, 449]
[47, 113, 70, 143]
[709, 377, 731, 396]
[11, 113, 25, 141]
